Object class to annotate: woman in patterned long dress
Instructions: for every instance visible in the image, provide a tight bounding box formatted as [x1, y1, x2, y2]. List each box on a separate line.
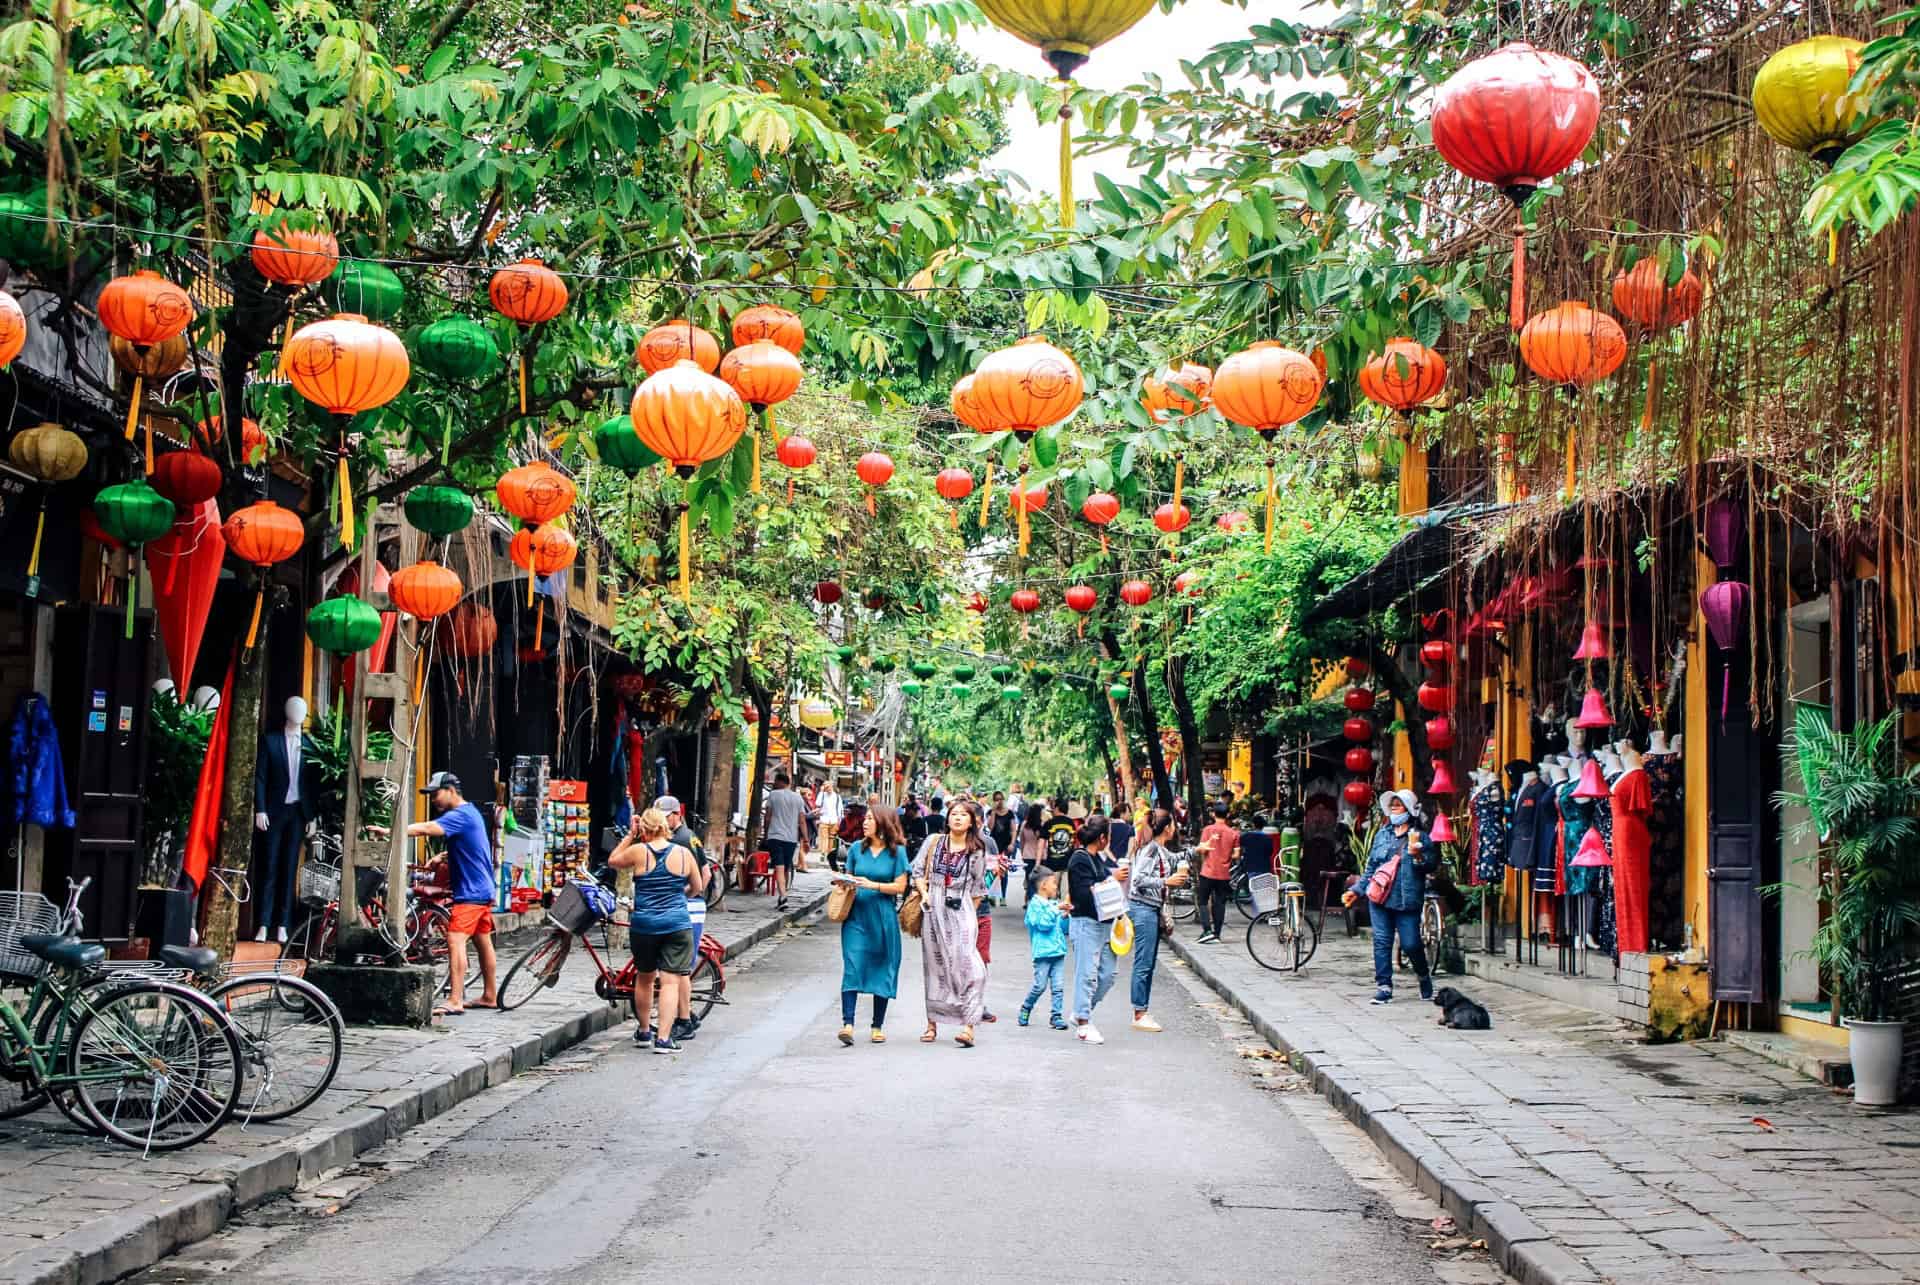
[913, 801, 989, 1048]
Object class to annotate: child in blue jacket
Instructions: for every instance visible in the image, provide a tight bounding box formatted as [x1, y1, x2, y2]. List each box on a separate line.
[1019, 872, 1072, 1029]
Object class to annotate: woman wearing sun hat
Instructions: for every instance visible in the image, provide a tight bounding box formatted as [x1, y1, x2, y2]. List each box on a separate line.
[1344, 788, 1437, 1006]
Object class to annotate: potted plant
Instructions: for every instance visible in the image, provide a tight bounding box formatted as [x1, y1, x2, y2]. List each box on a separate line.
[1775, 704, 1920, 1106]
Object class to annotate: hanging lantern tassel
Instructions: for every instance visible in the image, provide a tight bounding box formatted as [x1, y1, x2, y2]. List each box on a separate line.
[534, 601, 543, 653]
[978, 468, 993, 529]
[526, 556, 536, 607]
[1058, 91, 1074, 229]
[678, 506, 692, 602]
[333, 686, 344, 750]
[866, 487, 876, 518]
[337, 450, 356, 551]
[145, 417, 155, 476]
[440, 406, 453, 466]
[124, 563, 137, 639]
[124, 373, 143, 442]
[949, 505, 957, 530]
[1264, 454, 1277, 555]
[1564, 427, 1577, 500]
[1015, 464, 1031, 559]
[27, 498, 47, 582]
[1171, 454, 1184, 517]
[518, 347, 529, 415]
[751, 412, 764, 493]
[1510, 211, 1527, 331]
[244, 582, 265, 652]
[1641, 356, 1661, 433]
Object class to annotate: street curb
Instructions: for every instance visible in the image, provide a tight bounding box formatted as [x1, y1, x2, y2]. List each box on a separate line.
[12, 890, 827, 1285]
[1166, 935, 1603, 1285]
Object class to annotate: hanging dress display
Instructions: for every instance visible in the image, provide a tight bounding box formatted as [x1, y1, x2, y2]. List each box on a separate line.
[1470, 780, 1506, 884]
[1611, 764, 1654, 954]
[1644, 750, 1685, 949]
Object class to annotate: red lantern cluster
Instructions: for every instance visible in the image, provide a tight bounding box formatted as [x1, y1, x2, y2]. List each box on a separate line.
[1420, 622, 1460, 841]
[1341, 656, 1375, 809]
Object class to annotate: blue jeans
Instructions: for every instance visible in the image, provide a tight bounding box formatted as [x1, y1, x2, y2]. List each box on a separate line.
[1371, 906, 1431, 992]
[1023, 955, 1065, 1019]
[1128, 903, 1162, 1010]
[1069, 915, 1117, 1022]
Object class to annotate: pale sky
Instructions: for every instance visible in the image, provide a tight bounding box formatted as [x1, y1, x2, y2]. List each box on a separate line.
[958, 1, 1324, 200]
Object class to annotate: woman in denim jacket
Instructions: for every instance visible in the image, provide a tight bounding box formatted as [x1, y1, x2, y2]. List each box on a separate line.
[1350, 789, 1437, 1005]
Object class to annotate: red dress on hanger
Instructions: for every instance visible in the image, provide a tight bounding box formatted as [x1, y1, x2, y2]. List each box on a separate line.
[1610, 767, 1653, 953]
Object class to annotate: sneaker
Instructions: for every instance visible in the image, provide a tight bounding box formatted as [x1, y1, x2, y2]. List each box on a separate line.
[1370, 989, 1393, 1005]
[1197, 932, 1217, 945]
[982, 1011, 998, 1023]
[1049, 1015, 1070, 1031]
[671, 1019, 698, 1042]
[837, 1024, 855, 1046]
[633, 1026, 654, 1047]
[776, 897, 789, 910]
[1017, 1008, 1032, 1027]
[869, 1028, 886, 1044]
[652, 1036, 683, 1055]
[1418, 978, 1434, 1002]
[1076, 1023, 1105, 1045]
[1132, 1013, 1163, 1033]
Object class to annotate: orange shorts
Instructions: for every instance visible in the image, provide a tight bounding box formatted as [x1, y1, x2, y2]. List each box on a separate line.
[448, 902, 494, 936]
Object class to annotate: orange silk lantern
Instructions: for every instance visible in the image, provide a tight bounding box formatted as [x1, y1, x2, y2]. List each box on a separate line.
[629, 360, 748, 599]
[490, 258, 569, 414]
[1081, 489, 1120, 553]
[856, 451, 894, 517]
[495, 460, 577, 526]
[1519, 301, 1627, 389]
[1212, 340, 1324, 551]
[776, 433, 816, 503]
[444, 600, 498, 658]
[200, 414, 269, 466]
[250, 223, 339, 289]
[731, 304, 804, 354]
[636, 319, 721, 375]
[719, 339, 803, 492]
[951, 372, 1011, 526]
[283, 312, 409, 549]
[1612, 260, 1704, 430]
[935, 466, 974, 528]
[0, 289, 25, 369]
[1358, 338, 1446, 416]
[388, 561, 464, 620]
[509, 525, 577, 650]
[224, 499, 305, 650]
[969, 336, 1083, 442]
[1142, 362, 1212, 421]
[97, 270, 195, 453]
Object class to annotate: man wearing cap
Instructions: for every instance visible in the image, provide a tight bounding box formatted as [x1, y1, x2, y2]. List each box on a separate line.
[405, 772, 500, 1015]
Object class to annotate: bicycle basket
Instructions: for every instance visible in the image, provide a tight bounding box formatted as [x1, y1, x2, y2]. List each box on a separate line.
[1247, 873, 1282, 916]
[299, 859, 341, 906]
[550, 880, 611, 935]
[0, 892, 64, 977]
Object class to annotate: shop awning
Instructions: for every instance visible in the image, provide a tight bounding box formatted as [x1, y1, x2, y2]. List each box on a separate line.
[1305, 504, 1505, 627]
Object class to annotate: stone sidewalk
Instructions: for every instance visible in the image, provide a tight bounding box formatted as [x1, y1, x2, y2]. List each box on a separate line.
[1166, 922, 1920, 1285]
[0, 872, 828, 1285]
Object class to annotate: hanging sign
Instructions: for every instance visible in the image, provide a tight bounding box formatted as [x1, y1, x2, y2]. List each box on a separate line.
[823, 750, 854, 768]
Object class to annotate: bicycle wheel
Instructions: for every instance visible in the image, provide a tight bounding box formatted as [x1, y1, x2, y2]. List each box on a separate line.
[498, 932, 571, 1011]
[1420, 901, 1445, 971]
[703, 861, 728, 913]
[688, 956, 724, 1022]
[0, 975, 50, 1120]
[208, 975, 343, 1122]
[1291, 903, 1320, 970]
[66, 982, 243, 1151]
[1232, 875, 1256, 921]
[284, 906, 336, 965]
[1246, 909, 1312, 973]
[1165, 884, 1197, 923]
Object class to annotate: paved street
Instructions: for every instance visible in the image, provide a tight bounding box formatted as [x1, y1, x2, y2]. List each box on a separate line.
[1170, 922, 1920, 1285]
[126, 904, 1504, 1285]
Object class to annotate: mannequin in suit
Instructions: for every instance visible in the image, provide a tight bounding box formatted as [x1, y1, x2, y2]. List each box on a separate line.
[255, 696, 319, 943]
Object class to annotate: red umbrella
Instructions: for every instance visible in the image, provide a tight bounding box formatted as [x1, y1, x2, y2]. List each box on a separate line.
[144, 500, 226, 692]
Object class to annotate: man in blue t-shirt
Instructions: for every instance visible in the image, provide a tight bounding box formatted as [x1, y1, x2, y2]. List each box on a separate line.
[405, 772, 499, 1016]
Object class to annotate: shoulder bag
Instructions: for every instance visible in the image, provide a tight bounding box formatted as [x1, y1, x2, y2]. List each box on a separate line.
[1366, 842, 1404, 906]
[898, 839, 933, 937]
[826, 877, 857, 924]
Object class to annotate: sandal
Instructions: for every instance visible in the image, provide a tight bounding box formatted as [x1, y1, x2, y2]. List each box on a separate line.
[955, 1026, 975, 1048]
[433, 1006, 464, 1017]
[920, 1024, 937, 1043]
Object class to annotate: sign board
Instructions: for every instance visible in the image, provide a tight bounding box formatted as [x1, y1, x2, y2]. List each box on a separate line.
[823, 749, 854, 767]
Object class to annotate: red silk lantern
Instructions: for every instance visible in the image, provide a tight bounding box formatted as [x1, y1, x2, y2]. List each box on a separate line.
[935, 467, 975, 501]
[856, 451, 893, 516]
[1344, 688, 1375, 713]
[251, 223, 339, 289]
[1343, 717, 1373, 743]
[1009, 483, 1047, 514]
[742, 701, 760, 725]
[1342, 779, 1374, 808]
[1420, 639, 1453, 668]
[1173, 570, 1201, 598]
[730, 304, 804, 354]
[444, 601, 498, 658]
[1010, 589, 1042, 614]
[1119, 579, 1153, 607]
[1081, 489, 1120, 552]
[1065, 584, 1097, 613]
[1417, 681, 1452, 712]
[1344, 747, 1374, 774]
[776, 433, 816, 502]
[1431, 42, 1600, 329]
[815, 580, 843, 605]
[1153, 502, 1191, 534]
[149, 451, 222, 507]
[863, 589, 889, 611]
[1520, 301, 1627, 389]
[1344, 656, 1369, 678]
[636, 319, 721, 374]
[388, 561, 464, 620]
[1425, 717, 1456, 751]
[1358, 338, 1446, 415]
[1216, 510, 1250, 534]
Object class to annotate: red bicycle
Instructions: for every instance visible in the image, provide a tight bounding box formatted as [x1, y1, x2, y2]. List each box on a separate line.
[495, 884, 726, 1023]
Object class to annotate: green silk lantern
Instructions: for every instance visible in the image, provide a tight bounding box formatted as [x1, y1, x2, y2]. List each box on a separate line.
[1000, 685, 1023, 702]
[909, 661, 937, 681]
[900, 678, 923, 695]
[834, 644, 857, 665]
[989, 664, 1014, 683]
[93, 481, 175, 638]
[1108, 682, 1129, 701]
[415, 317, 499, 379]
[0, 192, 57, 269]
[403, 484, 475, 538]
[324, 260, 404, 321]
[870, 657, 895, 674]
[592, 414, 662, 474]
[1031, 664, 1055, 684]
[952, 663, 976, 683]
[307, 595, 385, 745]
[951, 682, 971, 698]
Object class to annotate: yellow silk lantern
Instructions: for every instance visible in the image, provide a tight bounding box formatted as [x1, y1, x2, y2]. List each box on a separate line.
[1752, 35, 1869, 166]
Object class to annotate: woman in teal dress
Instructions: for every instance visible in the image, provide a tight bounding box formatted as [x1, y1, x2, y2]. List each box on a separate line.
[837, 803, 912, 1046]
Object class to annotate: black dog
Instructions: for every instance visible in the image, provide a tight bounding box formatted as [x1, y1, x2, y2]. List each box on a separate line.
[1431, 986, 1492, 1030]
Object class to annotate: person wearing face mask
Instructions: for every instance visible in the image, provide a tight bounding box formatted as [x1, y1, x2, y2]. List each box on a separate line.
[1345, 788, 1437, 1005]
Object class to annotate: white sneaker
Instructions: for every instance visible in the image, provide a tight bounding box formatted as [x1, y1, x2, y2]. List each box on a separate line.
[1076, 1023, 1105, 1045]
[1131, 1014, 1162, 1033]
[276, 927, 288, 944]
[253, 928, 267, 943]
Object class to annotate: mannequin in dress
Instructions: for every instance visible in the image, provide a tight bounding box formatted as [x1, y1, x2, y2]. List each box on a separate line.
[1542, 761, 1568, 785]
[1611, 741, 1655, 953]
[255, 696, 319, 944]
[1620, 743, 1644, 772]
[1669, 733, 1683, 755]
[1596, 748, 1622, 777]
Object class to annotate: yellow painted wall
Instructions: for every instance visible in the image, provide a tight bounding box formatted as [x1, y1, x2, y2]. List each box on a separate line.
[1684, 550, 1712, 952]
[1227, 738, 1252, 798]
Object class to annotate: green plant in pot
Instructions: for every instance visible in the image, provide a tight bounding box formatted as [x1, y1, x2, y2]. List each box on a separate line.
[1773, 704, 1920, 1107]
[141, 687, 215, 887]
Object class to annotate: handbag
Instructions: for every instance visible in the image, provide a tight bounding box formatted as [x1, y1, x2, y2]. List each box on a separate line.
[826, 879, 856, 923]
[1092, 874, 1126, 922]
[899, 839, 936, 938]
[1366, 852, 1403, 906]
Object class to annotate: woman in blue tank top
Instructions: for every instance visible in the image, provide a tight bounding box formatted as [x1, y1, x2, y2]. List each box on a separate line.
[611, 808, 704, 1054]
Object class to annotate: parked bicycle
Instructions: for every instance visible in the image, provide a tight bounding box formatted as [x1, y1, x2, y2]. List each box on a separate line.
[496, 880, 726, 1024]
[285, 840, 476, 997]
[1244, 865, 1319, 973]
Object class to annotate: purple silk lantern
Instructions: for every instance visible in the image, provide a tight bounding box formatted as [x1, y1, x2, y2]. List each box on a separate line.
[1705, 497, 1745, 570]
[1699, 579, 1751, 717]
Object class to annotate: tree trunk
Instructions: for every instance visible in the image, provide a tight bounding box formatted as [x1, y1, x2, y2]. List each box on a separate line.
[1165, 653, 1208, 832]
[703, 720, 737, 854]
[202, 617, 270, 960]
[1105, 691, 1136, 806]
[742, 681, 772, 851]
[1105, 628, 1173, 810]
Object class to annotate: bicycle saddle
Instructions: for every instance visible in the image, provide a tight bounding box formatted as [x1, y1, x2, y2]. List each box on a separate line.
[18, 934, 105, 971]
[157, 944, 220, 976]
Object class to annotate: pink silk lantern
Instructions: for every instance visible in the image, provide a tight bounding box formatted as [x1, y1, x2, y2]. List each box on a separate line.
[1429, 759, 1460, 795]
[1573, 756, 1610, 801]
[1572, 619, 1608, 661]
[1700, 579, 1751, 716]
[1425, 717, 1456, 751]
[1574, 687, 1612, 728]
[1704, 497, 1745, 570]
[1571, 826, 1612, 867]
[1429, 810, 1458, 844]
